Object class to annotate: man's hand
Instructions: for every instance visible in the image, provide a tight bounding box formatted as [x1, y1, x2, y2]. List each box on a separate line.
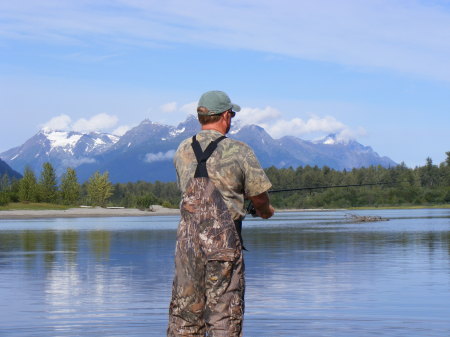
[248, 192, 274, 219]
[257, 204, 275, 219]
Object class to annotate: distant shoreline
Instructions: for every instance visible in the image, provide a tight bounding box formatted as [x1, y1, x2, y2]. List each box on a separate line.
[0, 206, 180, 220]
[0, 206, 338, 220]
[1, 205, 448, 220]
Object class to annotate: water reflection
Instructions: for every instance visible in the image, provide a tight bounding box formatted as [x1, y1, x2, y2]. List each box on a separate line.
[242, 210, 450, 336]
[89, 230, 111, 260]
[0, 210, 450, 336]
[0, 217, 177, 336]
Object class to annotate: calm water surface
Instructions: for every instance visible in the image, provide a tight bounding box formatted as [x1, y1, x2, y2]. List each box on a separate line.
[1, 209, 450, 336]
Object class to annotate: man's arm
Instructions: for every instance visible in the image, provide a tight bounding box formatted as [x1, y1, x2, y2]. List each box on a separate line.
[248, 192, 275, 219]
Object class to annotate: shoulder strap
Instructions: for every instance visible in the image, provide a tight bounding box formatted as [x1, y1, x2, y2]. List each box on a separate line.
[191, 135, 227, 178]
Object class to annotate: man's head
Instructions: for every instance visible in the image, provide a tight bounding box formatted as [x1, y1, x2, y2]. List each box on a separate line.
[197, 90, 240, 126]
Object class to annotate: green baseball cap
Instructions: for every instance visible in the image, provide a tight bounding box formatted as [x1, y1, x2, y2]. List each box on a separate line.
[197, 90, 241, 115]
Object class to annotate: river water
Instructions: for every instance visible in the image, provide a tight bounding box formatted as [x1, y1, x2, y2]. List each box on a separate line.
[0, 209, 449, 336]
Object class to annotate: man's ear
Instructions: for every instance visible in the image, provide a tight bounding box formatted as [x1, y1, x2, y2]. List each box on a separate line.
[221, 112, 228, 121]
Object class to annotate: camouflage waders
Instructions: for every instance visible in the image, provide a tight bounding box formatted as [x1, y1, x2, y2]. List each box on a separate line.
[168, 136, 244, 337]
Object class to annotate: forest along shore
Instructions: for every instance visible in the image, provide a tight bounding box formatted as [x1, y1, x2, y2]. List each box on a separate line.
[0, 205, 180, 219]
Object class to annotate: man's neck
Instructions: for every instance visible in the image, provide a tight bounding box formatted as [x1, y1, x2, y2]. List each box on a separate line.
[201, 124, 226, 135]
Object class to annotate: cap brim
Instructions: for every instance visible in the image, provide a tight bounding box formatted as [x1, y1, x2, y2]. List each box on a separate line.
[231, 103, 241, 112]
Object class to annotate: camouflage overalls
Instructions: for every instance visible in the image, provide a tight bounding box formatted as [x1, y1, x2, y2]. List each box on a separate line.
[168, 130, 272, 336]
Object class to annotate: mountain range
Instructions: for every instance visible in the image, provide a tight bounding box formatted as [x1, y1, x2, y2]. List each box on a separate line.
[0, 115, 397, 183]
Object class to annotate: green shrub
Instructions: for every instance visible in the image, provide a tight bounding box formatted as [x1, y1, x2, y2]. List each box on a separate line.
[162, 200, 175, 209]
[136, 193, 159, 210]
[0, 192, 10, 206]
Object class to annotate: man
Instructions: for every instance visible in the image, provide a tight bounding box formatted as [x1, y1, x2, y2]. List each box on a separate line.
[167, 90, 274, 336]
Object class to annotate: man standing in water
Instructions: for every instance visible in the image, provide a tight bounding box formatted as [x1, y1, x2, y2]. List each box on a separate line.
[167, 90, 274, 336]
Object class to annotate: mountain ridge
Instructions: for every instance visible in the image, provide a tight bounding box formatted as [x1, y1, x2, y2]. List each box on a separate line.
[0, 115, 397, 182]
[0, 158, 22, 180]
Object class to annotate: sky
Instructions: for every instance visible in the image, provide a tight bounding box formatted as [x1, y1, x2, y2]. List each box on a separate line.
[1, 0, 450, 168]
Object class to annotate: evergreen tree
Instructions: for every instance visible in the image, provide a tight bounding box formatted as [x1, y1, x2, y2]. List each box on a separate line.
[18, 167, 38, 202]
[0, 174, 10, 192]
[86, 171, 114, 207]
[0, 174, 11, 206]
[419, 157, 440, 188]
[60, 168, 81, 205]
[444, 151, 450, 186]
[38, 162, 58, 203]
[0, 191, 9, 206]
[446, 151, 450, 167]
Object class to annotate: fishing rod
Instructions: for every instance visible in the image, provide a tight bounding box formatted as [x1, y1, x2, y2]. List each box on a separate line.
[246, 181, 393, 216]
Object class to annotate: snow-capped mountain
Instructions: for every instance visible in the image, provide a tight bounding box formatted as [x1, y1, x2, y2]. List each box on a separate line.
[1, 115, 397, 182]
[312, 133, 396, 169]
[0, 129, 119, 176]
[74, 116, 200, 182]
[231, 129, 396, 170]
[107, 116, 198, 154]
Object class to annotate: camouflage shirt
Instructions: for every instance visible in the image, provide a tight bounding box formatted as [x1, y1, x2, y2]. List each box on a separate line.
[174, 129, 272, 220]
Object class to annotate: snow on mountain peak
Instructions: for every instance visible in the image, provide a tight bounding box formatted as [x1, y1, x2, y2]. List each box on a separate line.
[106, 134, 120, 143]
[169, 127, 185, 137]
[46, 130, 82, 151]
[314, 133, 349, 146]
[323, 136, 336, 145]
[39, 128, 120, 156]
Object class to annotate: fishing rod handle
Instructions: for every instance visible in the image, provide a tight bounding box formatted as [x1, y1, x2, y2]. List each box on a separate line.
[246, 201, 257, 217]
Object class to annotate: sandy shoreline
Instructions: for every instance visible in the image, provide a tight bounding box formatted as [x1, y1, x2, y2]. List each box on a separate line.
[0, 206, 339, 220]
[0, 205, 180, 220]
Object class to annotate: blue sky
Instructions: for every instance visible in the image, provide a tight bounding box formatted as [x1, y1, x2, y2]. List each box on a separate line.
[1, 0, 450, 168]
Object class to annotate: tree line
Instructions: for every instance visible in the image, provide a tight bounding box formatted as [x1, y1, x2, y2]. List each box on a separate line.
[1, 151, 449, 209]
[0, 162, 180, 208]
[0, 164, 112, 207]
[264, 153, 450, 208]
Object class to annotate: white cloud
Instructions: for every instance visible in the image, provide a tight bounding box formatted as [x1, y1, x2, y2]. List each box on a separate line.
[156, 101, 197, 125]
[335, 126, 367, 143]
[236, 106, 282, 126]
[112, 125, 131, 136]
[259, 115, 346, 139]
[180, 101, 197, 115]
[41, 113, 120, 133]
[3, 1, 450, 80]
[41, 114, 72, 131]
[160, 102, 178, 113]
[235, 106, 355, 139]
[72, 113, 118, 133]
[144, 150, 176, 163]
[39, 107, 362, 143]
